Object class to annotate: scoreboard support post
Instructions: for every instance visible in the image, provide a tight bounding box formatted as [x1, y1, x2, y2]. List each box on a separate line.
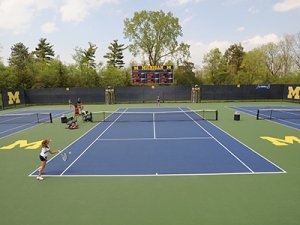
[105, 87, 115, 104]
[191, 86, 201, 103]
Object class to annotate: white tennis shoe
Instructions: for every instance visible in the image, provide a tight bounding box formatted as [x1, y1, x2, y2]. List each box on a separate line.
[36, 176, 44, 181]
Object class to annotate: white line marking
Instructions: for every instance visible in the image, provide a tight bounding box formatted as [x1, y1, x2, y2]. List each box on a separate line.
[232, 106, 300, 131]
[153, 112, 156, 139]
[59, 108, 128, 176]
[179, 107, 254, 173]
[197, 106, 286, 173]
[1, 110, 72, 140]
[28, 108, 122, 176]
[97, 137, 213, 141]
[30, 170, 285, 177]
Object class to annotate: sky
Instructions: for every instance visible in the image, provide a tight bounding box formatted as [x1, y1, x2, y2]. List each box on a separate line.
[0, 0, 300, 67]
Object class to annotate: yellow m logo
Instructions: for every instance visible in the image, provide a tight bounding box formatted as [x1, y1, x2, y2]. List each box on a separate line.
[260, 136, 300, 146]
[7, 91, 21, 104]
[287, 86, 300, 99]
[0, 140, 43, 150]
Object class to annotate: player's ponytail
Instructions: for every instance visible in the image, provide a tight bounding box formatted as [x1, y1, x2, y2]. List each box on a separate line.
[41, 140, 48, 148]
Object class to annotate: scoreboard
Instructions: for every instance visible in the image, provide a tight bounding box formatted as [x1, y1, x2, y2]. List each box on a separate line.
[132, 65, 174, 84]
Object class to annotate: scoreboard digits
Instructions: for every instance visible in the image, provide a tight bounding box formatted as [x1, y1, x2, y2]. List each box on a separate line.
[132, 65, 174, 84]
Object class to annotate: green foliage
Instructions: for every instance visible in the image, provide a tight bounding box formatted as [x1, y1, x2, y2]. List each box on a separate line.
[174, 61, 197, 85]
[81, 42, 98, 69]
[71, 43, 100, 87]
[1, 31, 300, 89]
[34, 38, 55, 60]
[31, 59, 69, 88]
[202, 48, 231, 84]
[239, 48, 268, 84]
[224, 43, 245, 80]
[0, 62, 15, 89]
[8, 42, 34, 89]
[104, 40, 126, 68]
[124, 10, 190, 65]
[99, 66, 131, 87]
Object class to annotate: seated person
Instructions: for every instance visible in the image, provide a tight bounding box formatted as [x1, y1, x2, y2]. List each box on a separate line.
[82, 111, 92, 122]
[66, 116, 78, 129]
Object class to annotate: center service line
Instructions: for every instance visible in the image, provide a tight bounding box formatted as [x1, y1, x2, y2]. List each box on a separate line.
[153, 112, 156, 139]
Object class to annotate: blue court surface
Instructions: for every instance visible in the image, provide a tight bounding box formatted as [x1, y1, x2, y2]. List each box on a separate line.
[231, 105, 300, 130]
[0, 109, 72, 140]
[30, 107, 285, 177]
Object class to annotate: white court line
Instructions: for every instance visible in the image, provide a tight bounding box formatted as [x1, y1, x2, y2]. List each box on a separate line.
[231, 106, 300, 130]
[153, 112, 156, 139]
[29, 108, 121, 176]
[194, 107, 286, 173]
[178, 107, 255, 173]
[97, 137, 213, 141]
[59, 108, 128, 176]
[1, 110, 72, 141]
[32, 171, 285, 177]
[28, 109, 119, 177]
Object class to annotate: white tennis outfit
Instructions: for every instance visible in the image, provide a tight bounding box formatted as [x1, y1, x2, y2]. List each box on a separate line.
[40, 146, 50, 158]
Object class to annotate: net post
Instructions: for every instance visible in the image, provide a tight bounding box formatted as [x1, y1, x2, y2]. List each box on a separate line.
[49, 113, 53, 123]
[216, 110, 218, 121]
[36, 113, 40, 123]
[256, 110, 259, 120]
[270, 110, 273, 120]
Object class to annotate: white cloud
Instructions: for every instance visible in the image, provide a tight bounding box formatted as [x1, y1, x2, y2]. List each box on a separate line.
[181, 16, 193, 25]
[273, 0, 300, 12]
[242, 33, 280, 50]
[187, 40, 231, 65]
[248, 6, 260, 14]
[166, 0, 200, 6]
[41, 22, 57, 33]
[60, 0, 119, 22]
[188, 34, 281, 66]
[237, 26, 245, 32]
[0, 0, 55, 34]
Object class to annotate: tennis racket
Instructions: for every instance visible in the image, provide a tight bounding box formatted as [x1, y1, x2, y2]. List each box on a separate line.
[60, 151, 68, 161]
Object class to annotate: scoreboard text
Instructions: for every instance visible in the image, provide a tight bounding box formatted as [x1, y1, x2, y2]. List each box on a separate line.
[132, 65, 174, 84]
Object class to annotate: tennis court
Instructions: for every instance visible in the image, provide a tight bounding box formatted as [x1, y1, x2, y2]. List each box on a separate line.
[0, 109, 72, 139]
[231, 105, 300, 130]
[1, 102, 299, 225]
[30, 107, 284, 176]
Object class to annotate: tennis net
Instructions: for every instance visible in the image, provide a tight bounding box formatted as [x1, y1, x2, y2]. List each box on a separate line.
[90, 109, 218, 122]
[256, 109, 300, 120]
[0, 112, 53, 124]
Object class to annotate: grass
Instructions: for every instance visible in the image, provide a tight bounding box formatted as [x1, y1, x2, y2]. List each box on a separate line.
[0, 101, 299, 225]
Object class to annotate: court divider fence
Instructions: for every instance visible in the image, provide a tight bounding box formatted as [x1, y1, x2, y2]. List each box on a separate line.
[1, 84, 299, 109]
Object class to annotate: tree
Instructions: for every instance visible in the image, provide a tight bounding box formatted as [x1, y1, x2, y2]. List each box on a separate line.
[278, 35, 294, 76]
[224, 43, 245, 82]
[8, 42, 34, 89]
[292, 32, 300, 69]
[81, 42, 98, 69]
[174, 61, 197, 85]
[261, 42, 283, 80]
[34, 38, 55, 60]
[239, 48, 268, 84]
[32, 59, 69, 88]
[203, 48, 230, 84]
[124, 10, 190, 65]
[99, 66, 131, 87]
[72, 43, 99, 87]
[104, 40, 126, 68]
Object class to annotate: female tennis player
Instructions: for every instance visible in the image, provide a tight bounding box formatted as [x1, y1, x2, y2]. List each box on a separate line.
[37, 139, 60, 181]
[156, 96, 161, 107]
